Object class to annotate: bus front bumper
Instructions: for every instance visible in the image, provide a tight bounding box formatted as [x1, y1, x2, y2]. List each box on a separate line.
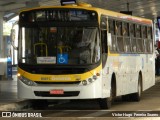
[17, 78, 109, 100]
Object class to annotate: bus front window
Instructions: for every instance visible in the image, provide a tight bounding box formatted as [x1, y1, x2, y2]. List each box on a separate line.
[18, 27, 100, 65]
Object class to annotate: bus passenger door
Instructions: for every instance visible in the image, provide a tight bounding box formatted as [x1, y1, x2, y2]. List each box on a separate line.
[100, 15, 109, 97]
[100, 15, 108, 68]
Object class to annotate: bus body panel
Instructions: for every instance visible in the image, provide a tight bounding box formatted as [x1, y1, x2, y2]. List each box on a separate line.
[17, 74, 111, 99]
[104, 53, 155, 96]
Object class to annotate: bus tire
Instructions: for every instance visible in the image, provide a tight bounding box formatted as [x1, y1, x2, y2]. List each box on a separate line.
[98, 97, 112, 109]
[130, 74, 142, 101]
[98, 79, 116, 109]
[122, 94, 131, 101]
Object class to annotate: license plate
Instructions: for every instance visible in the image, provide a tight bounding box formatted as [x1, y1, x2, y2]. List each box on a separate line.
[50, 89, 64, 95]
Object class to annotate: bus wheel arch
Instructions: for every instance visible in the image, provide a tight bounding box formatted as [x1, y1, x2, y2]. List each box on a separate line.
[139, 71, 143, 91]
[98, 72, 117, 109]
[111, 73, 117, 98]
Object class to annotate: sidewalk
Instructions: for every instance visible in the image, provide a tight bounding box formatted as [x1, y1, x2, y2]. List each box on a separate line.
[0, 75, 31, 111]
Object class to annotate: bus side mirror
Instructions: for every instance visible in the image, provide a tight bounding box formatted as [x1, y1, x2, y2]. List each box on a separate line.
[10, 29, 18, 50]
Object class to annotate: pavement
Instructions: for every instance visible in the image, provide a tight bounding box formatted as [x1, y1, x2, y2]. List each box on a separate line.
[0, 73, 31, 111]
[0, 73, 160, 111]
[156, 75, 160, 82]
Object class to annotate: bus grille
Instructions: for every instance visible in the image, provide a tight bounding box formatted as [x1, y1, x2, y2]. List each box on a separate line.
[34, 81, 81, 85]
[34, 91, 80, 97]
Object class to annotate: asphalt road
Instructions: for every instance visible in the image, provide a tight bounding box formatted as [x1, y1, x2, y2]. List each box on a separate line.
[1, 80, 160, 120]
[25, 80, 160, 119]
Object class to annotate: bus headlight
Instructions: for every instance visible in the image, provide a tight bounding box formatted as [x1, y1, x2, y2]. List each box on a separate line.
[19, 76, 36, 86]
[82, 80, 87, 85]
[93, 75, 97, 80]
[88, 78, 93, 83]
[81, 73, 100, 85]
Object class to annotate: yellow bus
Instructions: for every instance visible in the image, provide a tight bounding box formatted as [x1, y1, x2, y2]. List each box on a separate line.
[17, 2, 155, 109]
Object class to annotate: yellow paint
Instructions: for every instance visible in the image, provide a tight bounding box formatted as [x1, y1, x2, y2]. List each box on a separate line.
[108, 48, 119, 56]
[18, 64, 102, 82]
[112, 61, 122, 68]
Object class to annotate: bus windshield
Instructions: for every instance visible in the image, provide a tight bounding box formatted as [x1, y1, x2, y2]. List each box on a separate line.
[18, 27, 100, 65]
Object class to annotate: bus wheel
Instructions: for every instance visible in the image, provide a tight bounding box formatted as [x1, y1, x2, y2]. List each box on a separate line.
[122, 94, 131, 101]
[130, 75, 142, 101]
[98, 82, 115, 109]
[98, 97, 112, 109]
[31, 100, 48, 110]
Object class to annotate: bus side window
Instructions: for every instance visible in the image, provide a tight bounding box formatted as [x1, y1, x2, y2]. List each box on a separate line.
[147, 27, 153, 53]
[123, 22, 131, 53]
[147, 27, 152, 39]
[142, 26, 147, 38]
[116, 21, 124, 52]
[109, 19, 115, 35]
[116, 21, 122, 36]
[109, 19, 117, 52]
[100, 15, 108, 53]
[142, 26, 147, 53]
[130, 23, 137, 52]
[136, 24, 142, 38]
[136, 24, 143, 52]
